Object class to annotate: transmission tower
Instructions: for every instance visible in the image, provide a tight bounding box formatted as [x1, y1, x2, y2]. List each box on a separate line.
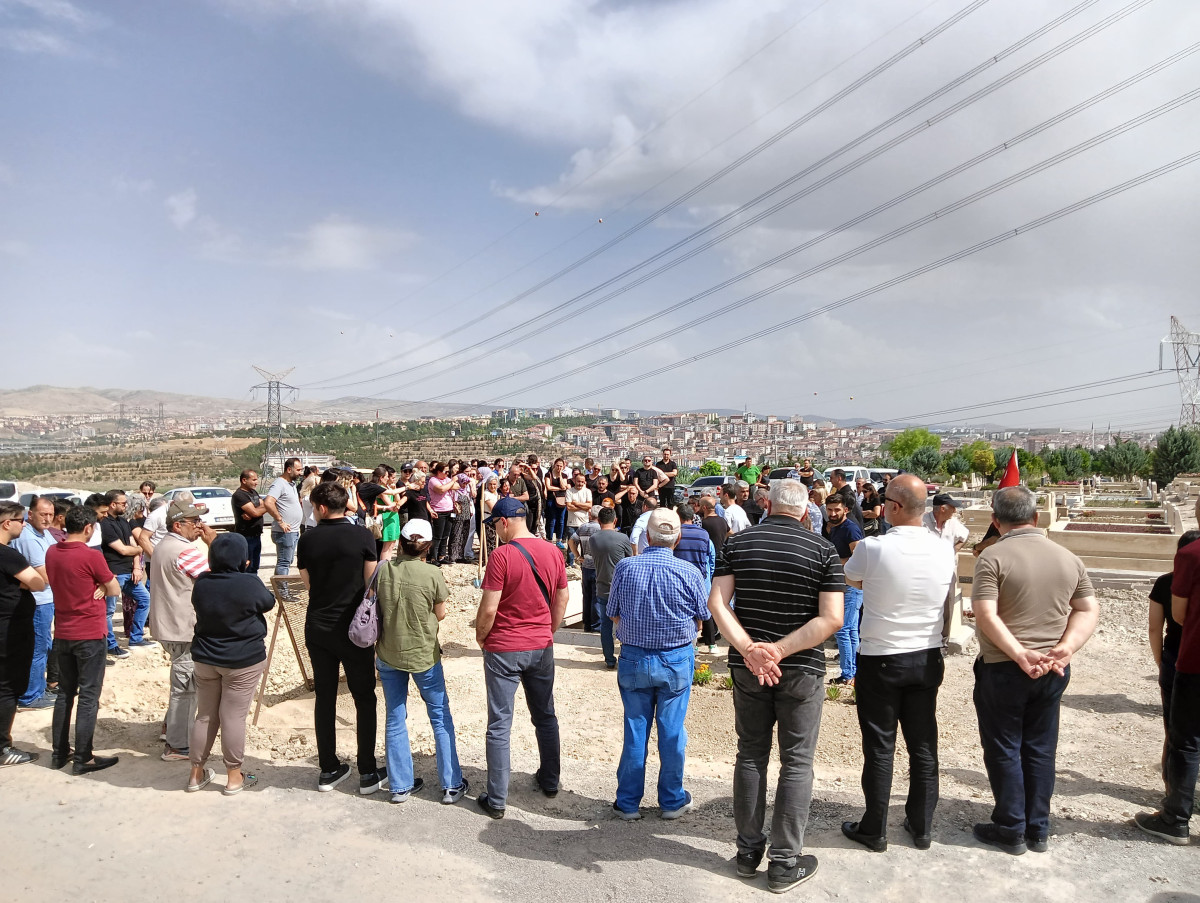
[1161, 316, 1200, 427]
[251, 366, 297, 477]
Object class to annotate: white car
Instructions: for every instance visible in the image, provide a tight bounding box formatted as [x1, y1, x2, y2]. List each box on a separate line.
[162, 486, 236, 530]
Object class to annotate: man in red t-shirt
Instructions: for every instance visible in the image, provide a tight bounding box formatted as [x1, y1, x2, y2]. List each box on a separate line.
[474, 497, 567, 818]
[44, 504, 120, 774]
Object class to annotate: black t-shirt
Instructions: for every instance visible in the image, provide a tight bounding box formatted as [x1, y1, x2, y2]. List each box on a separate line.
[594, 490, 617, 509]
[743, 497, 764, 526]
[231, 487, 264, 535]
[0, 542, 35, 620]
[701, 514, 730, 551]
[100, 517, 135, 575]
[356, 482, 387, 518]
[635, 467, 659, 494]
[797, 468, 815, 488]
[296, 518, 378, 635]
[1151, 572, 1184, 660]
[656, 460, 678, 493]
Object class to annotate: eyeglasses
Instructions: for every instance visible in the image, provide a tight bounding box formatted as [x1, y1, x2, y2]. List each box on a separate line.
[884, 496, 901, 506]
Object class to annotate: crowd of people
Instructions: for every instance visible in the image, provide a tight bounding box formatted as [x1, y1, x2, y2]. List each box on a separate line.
[0, 449, 1196, 892]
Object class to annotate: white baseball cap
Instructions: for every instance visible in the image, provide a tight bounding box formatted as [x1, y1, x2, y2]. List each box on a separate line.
[401, 519, 433, 542]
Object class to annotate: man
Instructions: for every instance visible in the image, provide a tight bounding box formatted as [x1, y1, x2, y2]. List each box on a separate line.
[297, 482, 384, 794]
[629, 495, 660, 554]
[708, 480, 843, 893]
[44, 504, 121, 774]
[232, 469, 269, 574]
[263, 457, 303, 576]
[593, 474, 616, 510]
[924, 492, 970, 553]
[563, 471, 592, 568]
[14, 496, 57, 709]
[0, 502, 47, 766]
[634, 455, 667, 502]
[972, 486, 1098, 855]
[735, 457, 761, 487]
[475, 497, 568, 818]
[149, 499, 213, 761]
[83, 493, 107, 549]
[673, 504, 717, 654]
[655, 447, 679, 508]
[139, 489, 207, 556]
[608, 509, 710, 820]
[1136, 533, 1200, 844]
[590, 507, 632, 669]
[721, 483, 751, 535]
[569, 506, 601, 632]
[825, 495, 865, 686]
[698, 496, 730, 553]
[741, 483, 765, 526]
[100, 490, 154, 652]
[828, 469, 866, 530]
[840, 475, 957, 852]
[854, 476, 867, 505]
[1138, 527, 1200, 843]
[796, 460, 816, 489]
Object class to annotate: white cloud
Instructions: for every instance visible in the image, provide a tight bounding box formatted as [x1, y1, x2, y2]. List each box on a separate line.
[3, 0, 102, 29]
[274, 216, 416, 271]
[165, 188, 197, 229]
[0, 0, 106, 56]
[0, 27, 71, 54]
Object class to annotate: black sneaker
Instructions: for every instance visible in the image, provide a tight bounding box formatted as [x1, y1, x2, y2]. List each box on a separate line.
[477, 792, 505, 819]
[1133, 811, 1190, 845]
[50, 748, 73, 770]
[390, 777, 424, 803]
[973, 822, 1027, 855]
[841, 821, 887, 852]
[903, 818, 931, 850]
[1025, 834, 1048, 853]
[318, 762, 351, 792]
[359, 766, 388, 796]
[534, 770, 558, 798]
[736, 850, 764, 878]
[108, 646, 131, 660]
[766, 855, 819, 894]
[73, 755, 118, 775]
[0, 746, 39, 767]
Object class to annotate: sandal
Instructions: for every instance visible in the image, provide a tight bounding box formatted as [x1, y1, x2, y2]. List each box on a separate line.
[186, 767, 215, 793]
[223, 773, 259, 796]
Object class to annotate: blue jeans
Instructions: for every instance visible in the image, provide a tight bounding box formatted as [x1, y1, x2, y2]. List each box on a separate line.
[244, 533, 262, 574]
[596, 594, 616, 666]
[546, 504, 567, 542]
[117, 574, 151, 643]
[835, 586, 862, 679]
[272, 529, 298, 576]
[615, 643, 694, 813]
[377, 659, 463, 793]
[973, 658, 1070, 842]
[482, 647, 559, 809]
[105, 596, 120, 652]
[19, 603, 54, 704]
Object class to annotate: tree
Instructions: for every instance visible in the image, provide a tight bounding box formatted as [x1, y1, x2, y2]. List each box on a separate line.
[698, 460, 724, 477]
[887, 428, 942, 459]
[943, 453, 970, 476]
[970, 447, 995, 477]
[1096, 437, 1147, 480]
[1151, 425, 1200, 486]
[909, 445, 943, 478]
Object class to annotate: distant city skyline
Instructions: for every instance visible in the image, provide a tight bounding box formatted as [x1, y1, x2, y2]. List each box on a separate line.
[2, 0, 1197, 431]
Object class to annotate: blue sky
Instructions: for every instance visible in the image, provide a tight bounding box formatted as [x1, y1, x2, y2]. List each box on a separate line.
[2, 0, 1198, 431]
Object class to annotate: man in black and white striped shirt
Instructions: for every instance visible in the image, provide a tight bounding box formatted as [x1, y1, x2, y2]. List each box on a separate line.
[708, 479, 844, 893]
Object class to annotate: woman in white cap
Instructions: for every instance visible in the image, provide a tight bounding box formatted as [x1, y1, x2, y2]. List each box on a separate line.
[374, 518, 467, 804]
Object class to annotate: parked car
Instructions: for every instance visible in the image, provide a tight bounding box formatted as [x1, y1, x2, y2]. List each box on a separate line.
[0, 481, 20, 504]
[822, 465, 876, 489]
[686, 475, 735, 498]
[162, 486, 236, 530]
[19, 490, 83, 508]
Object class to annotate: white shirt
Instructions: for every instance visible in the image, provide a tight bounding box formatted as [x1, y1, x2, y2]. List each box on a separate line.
[843, 525, 956, 656]
[723, 502, 751, 534]
[631, 510, 653, 553]
[564, 485, 592, 528]
[143, 505, 169, 548]
[922, 511, 969, 547]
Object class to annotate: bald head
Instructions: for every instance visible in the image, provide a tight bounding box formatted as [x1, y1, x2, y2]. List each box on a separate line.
[885, 474, 927, 526]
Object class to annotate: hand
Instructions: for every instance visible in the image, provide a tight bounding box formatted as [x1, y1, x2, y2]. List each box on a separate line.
[430, 511, 438, 519]
[743, 642, 783, 686]
[281, 522, 292, 532]
[1014, 647, 1053, 679]
[93, 586, 105, 600]
[1044, 644, 1073, 676]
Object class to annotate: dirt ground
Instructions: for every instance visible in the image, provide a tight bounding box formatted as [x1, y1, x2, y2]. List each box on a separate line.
[3, 563, 1199, 903]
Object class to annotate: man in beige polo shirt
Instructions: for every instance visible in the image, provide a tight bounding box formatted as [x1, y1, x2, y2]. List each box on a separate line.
[970, 486, 1098, 856]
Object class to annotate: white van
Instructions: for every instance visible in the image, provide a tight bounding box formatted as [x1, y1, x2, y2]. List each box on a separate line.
[822, 465, 877, 489]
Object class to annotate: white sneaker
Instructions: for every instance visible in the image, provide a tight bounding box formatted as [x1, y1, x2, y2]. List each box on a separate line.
[661, 791, 693, 820]
[442, 778, 469, 805]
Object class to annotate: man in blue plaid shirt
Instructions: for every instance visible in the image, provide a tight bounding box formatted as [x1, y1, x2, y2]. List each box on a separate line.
[607, 508, 711, 821]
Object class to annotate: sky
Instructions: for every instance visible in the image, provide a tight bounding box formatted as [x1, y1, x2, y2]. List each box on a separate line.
[2, 0, 1199, 432]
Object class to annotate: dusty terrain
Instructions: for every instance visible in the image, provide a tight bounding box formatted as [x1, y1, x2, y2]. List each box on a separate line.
[3, 562, 1199, 903]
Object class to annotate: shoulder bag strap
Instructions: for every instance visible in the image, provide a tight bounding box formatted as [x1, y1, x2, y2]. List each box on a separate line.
[509, 540, 552, 608]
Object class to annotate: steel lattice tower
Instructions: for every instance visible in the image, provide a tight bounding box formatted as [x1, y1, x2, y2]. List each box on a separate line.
[251, 366, 296, 476]
[1161, 317, 1200, 427]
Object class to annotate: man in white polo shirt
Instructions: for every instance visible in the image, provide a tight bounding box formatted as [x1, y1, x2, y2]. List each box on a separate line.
[839, 474, 957, 853]
[923, 493, 970, 553]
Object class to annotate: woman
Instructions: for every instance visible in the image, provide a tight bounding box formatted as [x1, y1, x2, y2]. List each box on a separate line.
[375, 519, 467, 804]
[336, 470, 360, 524]
[425, 462, 455, 566]
[376, 472, 405, 562]
[860, 483, 883, 536]
[482, 475, 500, 556]
[447, 472, 475, 563]
[543, 458, 570, 546]
[186, 532, 276, 795]
[299, 469, 321, 533]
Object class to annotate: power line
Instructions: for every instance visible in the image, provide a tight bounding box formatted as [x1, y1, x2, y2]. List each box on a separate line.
[320, 0, 1146, 404]
[301, 0, 998, 389]
[549, 148, 1200, 406]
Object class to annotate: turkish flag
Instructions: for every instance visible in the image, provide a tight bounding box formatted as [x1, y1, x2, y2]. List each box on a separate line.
[998, 451, 1021, 488]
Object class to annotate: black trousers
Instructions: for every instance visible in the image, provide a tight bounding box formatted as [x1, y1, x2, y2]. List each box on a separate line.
[1162, 669, 1200, 826]
[305, 626, 378, 776]
[0, 602, 35, 748]
[52, 638, 107, 763]
[430, 512, 453, 562]
[855, 647, 944, 837]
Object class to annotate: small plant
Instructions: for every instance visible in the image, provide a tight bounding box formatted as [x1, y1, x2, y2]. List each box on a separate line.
[721, 674, 733, 690]
[693, 663, 713, 686]
[827, 684, 841, 701]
